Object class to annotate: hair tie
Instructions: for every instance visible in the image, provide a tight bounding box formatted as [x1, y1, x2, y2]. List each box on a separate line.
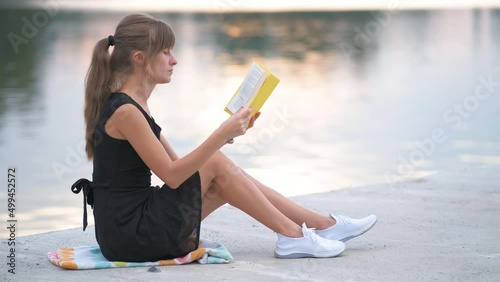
[108, 35, 115, 46]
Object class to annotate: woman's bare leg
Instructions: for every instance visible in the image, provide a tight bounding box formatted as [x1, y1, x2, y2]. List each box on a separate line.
[239, 169, 336, 230]
[198, 151, 302, 238]
[200, 173, 334, 230]
[200, 183, 226, 220]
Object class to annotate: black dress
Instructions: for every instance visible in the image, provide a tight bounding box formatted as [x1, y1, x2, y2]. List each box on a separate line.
[71, 92, 201, 262]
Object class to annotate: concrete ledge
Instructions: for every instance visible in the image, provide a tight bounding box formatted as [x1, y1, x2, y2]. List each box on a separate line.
[2, 167, 499, 281]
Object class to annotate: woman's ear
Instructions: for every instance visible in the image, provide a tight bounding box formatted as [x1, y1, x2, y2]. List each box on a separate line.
[132, 51, 145, 66]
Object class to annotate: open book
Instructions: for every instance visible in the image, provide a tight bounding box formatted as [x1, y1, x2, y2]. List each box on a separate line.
[224, 61, 280, 116]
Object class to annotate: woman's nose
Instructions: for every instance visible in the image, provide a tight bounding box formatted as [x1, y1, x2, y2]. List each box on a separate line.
[170, 53, 177, 65]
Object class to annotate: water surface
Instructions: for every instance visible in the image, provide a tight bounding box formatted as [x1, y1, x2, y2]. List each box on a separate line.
[0, 8, 499, 236]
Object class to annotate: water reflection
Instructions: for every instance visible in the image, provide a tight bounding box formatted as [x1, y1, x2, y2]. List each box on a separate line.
[0, 9, 45, 143]
[0, 8, 498, 237]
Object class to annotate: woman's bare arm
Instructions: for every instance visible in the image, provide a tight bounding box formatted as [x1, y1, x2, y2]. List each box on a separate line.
[159, 134, 179, 161]
[158, 112, 260, 161]
[111, 104, 251, 189]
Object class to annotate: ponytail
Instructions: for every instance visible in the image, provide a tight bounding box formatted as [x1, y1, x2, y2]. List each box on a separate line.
[84, 38, 112, 160]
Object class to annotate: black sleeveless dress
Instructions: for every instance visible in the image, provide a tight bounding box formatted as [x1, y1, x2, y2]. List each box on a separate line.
[71, 92, 201, 262]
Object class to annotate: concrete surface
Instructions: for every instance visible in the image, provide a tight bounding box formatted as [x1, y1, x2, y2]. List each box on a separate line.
[1, 167, 499, 282]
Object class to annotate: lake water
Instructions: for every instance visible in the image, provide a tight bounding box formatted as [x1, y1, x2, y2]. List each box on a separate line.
[0, 7, 499, 236]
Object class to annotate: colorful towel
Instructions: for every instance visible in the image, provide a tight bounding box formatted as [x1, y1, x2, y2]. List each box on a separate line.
[47, 239, 233, 270]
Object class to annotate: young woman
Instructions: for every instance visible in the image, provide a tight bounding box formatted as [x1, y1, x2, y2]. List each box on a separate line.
[71, 14, 377, 262]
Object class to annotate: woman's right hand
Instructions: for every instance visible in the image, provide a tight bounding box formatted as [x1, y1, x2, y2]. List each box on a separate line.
[217, 107, 253, 143]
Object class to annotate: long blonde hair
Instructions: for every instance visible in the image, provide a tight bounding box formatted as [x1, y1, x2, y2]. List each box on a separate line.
[84, 14, 175, 160]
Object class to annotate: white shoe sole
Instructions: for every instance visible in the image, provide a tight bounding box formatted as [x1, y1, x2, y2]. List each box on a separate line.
[338, 216, 378, 242]
[274, 244, 345, 259]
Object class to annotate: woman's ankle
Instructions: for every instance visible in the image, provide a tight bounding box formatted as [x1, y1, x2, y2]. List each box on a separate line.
[314, 216, 337, 231]
[279, 226, 303, 238]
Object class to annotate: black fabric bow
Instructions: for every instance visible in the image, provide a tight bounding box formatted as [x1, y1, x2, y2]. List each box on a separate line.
[71, 178, 94, 231]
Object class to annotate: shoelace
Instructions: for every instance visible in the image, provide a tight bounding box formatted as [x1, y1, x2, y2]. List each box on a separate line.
[301, 223, 318, 243]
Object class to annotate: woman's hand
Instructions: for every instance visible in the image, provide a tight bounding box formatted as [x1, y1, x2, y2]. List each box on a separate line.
[217, 107, 254, 143]
[247, 111, 261, 129]
[225, 110, 261, 144]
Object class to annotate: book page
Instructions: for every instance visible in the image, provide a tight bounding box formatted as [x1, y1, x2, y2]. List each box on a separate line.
[245, 71, 269, 108]
[226, 62, 266, 114]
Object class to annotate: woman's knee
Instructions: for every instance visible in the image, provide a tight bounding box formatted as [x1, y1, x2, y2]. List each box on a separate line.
[212, 151, 241, 186]
[198, 151, 241, 191]
[199, 151, 237, 193]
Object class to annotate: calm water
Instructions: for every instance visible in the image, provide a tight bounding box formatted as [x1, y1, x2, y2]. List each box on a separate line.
[0, 8, 499, 236]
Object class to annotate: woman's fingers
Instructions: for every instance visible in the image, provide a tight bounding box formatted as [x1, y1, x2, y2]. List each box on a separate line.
[247, 111, 261, 129]
[223, 108, 257, 144]
[237, 108, 252, 124]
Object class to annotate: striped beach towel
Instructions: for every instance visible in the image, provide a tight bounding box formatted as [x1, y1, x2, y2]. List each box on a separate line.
[47, 239, 233, 270]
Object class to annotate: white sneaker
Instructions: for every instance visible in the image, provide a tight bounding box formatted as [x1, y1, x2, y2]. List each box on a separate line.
[315, 214, 377, 242]
[274, 223, 345, 259]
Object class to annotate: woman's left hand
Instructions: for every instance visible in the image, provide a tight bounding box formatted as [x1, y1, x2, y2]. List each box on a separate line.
[247, 112, 261, 129]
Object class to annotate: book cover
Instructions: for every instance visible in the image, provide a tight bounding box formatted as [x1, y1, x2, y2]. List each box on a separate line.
[224, 61, 280, 116]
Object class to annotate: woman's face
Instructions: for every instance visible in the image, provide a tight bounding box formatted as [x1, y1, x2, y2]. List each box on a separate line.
[149, 48, 177, 84]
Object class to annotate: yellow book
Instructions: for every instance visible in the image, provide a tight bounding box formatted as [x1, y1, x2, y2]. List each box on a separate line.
[224, 61, 280, 116]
